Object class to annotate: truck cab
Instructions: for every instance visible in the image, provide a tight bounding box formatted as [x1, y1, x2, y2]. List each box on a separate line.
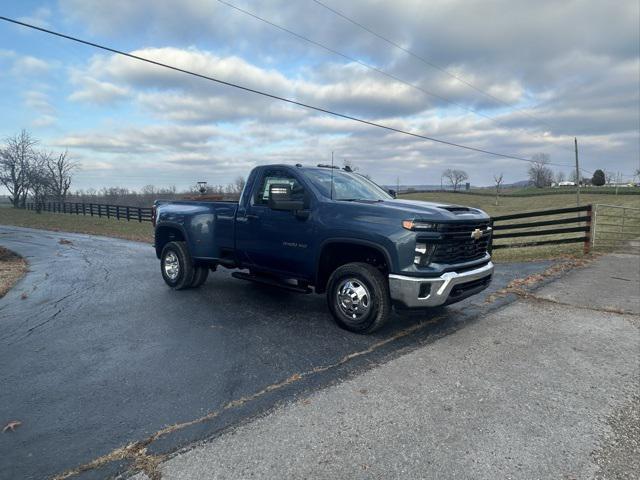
[154, 164, 494, 333]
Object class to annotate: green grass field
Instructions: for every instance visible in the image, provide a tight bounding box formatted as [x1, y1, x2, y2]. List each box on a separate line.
[401, 191, 640, 216]
[1, 191, 639, 262]
[0, 206, 154, 243]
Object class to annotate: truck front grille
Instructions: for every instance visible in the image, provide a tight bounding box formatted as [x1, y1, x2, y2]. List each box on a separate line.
[430, 222, 492, 264]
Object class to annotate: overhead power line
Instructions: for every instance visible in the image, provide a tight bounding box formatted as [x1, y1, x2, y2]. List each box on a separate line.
[217, 0, 571, 152]
[218, 1, 498, 124]
[312, 0, 561, 132]
[0, 16, 575, 169]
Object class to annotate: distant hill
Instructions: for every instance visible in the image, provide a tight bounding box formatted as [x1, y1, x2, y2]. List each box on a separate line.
[383, 180, 532, 191]
[503, 180, 532, 188]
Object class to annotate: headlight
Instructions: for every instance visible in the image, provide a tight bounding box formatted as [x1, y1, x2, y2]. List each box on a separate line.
[413, 242, 435, 266]
[402, 220, 437, 231]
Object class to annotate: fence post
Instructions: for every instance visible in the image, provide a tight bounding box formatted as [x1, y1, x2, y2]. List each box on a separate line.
[583, 204, 592, 254]
[592, 205, 598, 248]
[116, 205, 120, 220]
[106, 204, 110, 219]
[138, 208, 142, 223]
[98, 204, 102, 218]
[126, 206, 130, 221]
[488, 219, 494, 254]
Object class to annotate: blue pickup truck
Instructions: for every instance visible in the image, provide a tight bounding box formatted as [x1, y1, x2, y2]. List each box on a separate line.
[153, 164, 493, 333]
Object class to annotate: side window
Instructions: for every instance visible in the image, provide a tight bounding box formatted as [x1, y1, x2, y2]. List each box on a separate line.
[254, 171, 305, 206]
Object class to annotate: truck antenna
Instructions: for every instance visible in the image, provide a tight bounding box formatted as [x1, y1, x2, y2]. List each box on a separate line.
[330, 151, 334, 200]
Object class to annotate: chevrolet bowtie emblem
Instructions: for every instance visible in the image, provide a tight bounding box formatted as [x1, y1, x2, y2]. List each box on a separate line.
[470, 228, 483, 240]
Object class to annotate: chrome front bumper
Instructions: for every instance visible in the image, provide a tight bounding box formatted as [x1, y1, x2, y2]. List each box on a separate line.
[388, 262, 494, 308]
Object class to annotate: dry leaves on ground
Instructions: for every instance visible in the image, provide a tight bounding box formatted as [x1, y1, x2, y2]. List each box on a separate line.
[3, 420, 22, 432]
[486, 255, 597, 303]
[0, 246, 27, 298]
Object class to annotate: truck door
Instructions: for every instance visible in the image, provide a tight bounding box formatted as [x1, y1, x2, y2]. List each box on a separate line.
[235, 167, 315, 278]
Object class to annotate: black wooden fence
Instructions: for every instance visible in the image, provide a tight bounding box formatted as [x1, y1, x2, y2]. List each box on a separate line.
[25, 202, 154, 223]
[23, 201, 594, 253]
[491, 204, 592, 253]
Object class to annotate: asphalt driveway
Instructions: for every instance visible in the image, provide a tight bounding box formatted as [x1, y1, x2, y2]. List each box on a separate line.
[0, 225, 553, 480]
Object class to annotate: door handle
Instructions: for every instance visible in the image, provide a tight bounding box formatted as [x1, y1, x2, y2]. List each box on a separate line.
[295, 209, 310, 220]
[245, 214, 258, 220]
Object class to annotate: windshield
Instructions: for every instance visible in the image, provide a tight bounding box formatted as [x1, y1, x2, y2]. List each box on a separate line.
[303, 169, 392, 201]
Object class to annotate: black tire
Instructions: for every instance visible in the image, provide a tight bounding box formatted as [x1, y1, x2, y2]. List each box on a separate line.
[160, 241, 195, 290]
[326, 262, 390, 334]
[190, 266, 209, 288]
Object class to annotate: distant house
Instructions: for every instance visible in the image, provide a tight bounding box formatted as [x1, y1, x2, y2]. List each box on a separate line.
[558, 181, 576, 187]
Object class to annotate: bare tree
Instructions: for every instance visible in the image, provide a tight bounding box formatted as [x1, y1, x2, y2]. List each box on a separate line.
[45, 150, 76, 202]
[493, 173, 504, 206]
[528, 154, 554, 188]
[141, 185, 157, 196]
[603, 170, 616, 185]
[442, 169, 469, 191]
[554, 171, 566, 184]
[28, 152, 50, 213]
[234, 176, 246, 194]
[0, 130, 38, 207]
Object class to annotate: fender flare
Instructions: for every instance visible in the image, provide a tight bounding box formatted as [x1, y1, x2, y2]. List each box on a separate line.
[154, 222, 189, 258]
[315, 237, 394, 291]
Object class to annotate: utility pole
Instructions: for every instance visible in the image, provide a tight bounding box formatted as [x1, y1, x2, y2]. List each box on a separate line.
[574, 137, 580, 206]
[396, 176, 400, 195]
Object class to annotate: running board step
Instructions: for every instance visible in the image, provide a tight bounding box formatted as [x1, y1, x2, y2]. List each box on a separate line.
[231, 272, 312, 294]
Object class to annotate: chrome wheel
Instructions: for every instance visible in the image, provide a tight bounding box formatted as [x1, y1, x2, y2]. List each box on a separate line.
[336, 278, 371, 320]
[164, 251, 180, 281]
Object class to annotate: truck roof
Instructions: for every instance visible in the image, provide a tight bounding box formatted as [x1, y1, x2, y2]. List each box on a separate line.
[257, 163, 356, 174]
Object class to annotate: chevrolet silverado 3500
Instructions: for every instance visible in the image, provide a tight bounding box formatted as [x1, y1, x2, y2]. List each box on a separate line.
[153, 164, 494, 333]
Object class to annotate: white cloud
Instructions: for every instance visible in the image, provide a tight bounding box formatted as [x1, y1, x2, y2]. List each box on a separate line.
[17, 7, 52, 29]
[68, 76, 130, 105]
[32, 115, 56, 128]
[11, 56, 50, 76]
[40, 0, 640, 189]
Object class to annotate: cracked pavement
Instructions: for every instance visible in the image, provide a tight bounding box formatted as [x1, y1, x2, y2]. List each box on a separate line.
[136, 253, 640, 480]
[0, 225, 624, 479]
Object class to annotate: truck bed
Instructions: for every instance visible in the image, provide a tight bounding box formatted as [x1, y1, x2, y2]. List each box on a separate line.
[154, 200, 239, 260]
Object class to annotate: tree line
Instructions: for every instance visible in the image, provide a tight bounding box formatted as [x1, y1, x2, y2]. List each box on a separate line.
[0, 130, 77, 209]
[0, 130, 247, 209]
[69, 177, 246, 207]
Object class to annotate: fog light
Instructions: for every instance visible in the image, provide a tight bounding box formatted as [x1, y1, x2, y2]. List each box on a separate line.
[418, 283, 431, 298]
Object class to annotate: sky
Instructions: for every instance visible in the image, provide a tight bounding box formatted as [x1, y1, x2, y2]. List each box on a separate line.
[0, 0, 638, 192]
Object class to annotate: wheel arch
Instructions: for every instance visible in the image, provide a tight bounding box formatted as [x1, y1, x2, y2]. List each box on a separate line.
[315, 238, 393, 294]
[155, 223, 188, 258]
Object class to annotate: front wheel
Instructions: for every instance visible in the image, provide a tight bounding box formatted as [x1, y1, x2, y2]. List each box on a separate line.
[161, 241, 195, 290]
[326, 262, 390, 334]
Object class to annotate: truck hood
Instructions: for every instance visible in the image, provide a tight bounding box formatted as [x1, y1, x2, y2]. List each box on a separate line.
[374, 198, 489, 221]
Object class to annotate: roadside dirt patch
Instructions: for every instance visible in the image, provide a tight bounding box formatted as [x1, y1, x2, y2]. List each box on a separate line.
[486, 255, 597, 303]
[0, 246, 27, 298]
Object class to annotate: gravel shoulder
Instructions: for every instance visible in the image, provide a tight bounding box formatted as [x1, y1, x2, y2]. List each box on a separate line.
[142, 254, 640, 480]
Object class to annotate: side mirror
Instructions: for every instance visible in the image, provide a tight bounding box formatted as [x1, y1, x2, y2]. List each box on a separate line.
[268, 183, 305, 211]
[388, 189, 397, 199]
